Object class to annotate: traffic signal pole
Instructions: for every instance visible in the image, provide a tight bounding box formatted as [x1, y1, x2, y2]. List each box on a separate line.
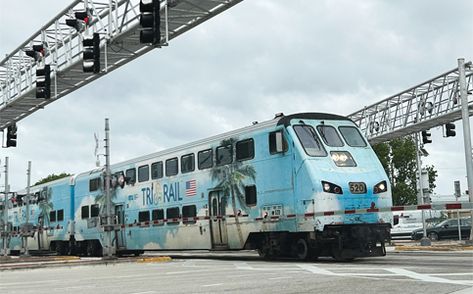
[458, 58, 473, 243]
[2, 157, 9, 257]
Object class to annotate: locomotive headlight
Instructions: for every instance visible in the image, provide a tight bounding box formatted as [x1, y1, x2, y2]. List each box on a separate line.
[330, 151, 356, 167]
[321, 181, 343, 194]
[373, 181, 388, 194]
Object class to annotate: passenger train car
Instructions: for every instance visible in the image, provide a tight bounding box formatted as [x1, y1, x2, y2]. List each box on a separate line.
[0, 113, 392, 260]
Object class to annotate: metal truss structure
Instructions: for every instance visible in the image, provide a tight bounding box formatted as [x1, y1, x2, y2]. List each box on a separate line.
[0, 0, 243, 131]
[348, 62, 473, 144]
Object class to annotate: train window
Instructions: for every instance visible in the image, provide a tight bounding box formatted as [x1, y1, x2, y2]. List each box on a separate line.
[293, 125, 327, 157]
[152, 209, 164, 221]
[151, 161, 163, 179]
[166, 207, 180, 224]
[89, 178, 101, 192]
[50, 210, 57, 222]
[138, 211, 150, 223]
[236, 139, 255, 161]
[317, 125, 344, 147]
[126, 168, 136, 184]
[216, 144, 233, 166]
[198, 149, 213, 170]
[165, 158, 178, 177]
[91, 204, 100, 217]
[269, 130, 288, 154]
[57, 209, 64, 222]
[245, 185, 257, 206]
[138, 165, 150, 182]
[81, 206, 89, 219]
[338, 126, 367, 147]
[182, 205, 197, 224]
[181, 153, 195, 173]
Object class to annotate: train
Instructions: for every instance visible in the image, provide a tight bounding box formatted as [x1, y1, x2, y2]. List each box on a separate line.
[0, 112, 392, 260]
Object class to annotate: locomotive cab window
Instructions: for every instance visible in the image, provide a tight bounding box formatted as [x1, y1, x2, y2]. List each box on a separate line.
[91, 204, 100, 217]
[126, 168, 136, 184]
[138, 165, 150, 182]
[269, 130, 288, 154]
[198, 149, 213, 170]
[245, 185, 257, 206]
[166, 207, 180, 224]
[81, 206, 89, 219]
[293, 125, 327, 157]
[181, 154, 195, 173]
[166, 158, 178, 177]
[57, 209, 64, 222]
[236, 139, 255, 161]
[317, 125, 344, 147]
[216, 144, 232, 166]
[338, 126, 367, 147]
[151, 161, 163, 179]
[89, 178, 101, 192]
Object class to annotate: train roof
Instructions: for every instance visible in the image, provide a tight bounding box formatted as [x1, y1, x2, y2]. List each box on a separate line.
[76, 112, 351, 177]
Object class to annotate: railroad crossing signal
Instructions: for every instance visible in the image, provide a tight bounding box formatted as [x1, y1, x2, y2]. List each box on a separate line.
[65, 10, 91, 32]
[6, 124, 17, 148]
[445, 123, 456, 137]
[139, 0, 161, 44]
[82, 33, 100, 73]
[36, 65, 51, 99]
[421, 130, 432, 144]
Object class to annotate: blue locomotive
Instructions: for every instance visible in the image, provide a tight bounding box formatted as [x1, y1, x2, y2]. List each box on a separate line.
[1, 113, 392, 260]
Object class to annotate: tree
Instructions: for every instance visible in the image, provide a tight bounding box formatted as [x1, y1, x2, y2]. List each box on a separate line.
[372, 136, 437, 206]
[34, 173, 71, 186]
[211, 138, 256, 246]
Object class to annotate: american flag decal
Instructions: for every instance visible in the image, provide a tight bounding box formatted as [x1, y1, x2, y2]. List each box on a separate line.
[185, 179, 197, 196]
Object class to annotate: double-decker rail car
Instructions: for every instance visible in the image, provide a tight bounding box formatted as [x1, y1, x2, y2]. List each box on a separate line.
[1, 113, 392, 260]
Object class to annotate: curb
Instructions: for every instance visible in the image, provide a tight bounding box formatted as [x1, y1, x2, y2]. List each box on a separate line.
[136, 256, 172, 263]
[394, 245, 473, 251]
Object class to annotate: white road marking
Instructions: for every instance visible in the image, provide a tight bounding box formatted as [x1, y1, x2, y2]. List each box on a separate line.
[386, 268, 472, 285]
[268, 276, 292, 280]
[202, 283, 223, 287]
[297, 264, 339, 276]
[128, 291, 157, 294]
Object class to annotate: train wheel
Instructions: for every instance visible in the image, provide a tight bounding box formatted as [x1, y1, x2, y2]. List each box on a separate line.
[294, 238, 309, 260]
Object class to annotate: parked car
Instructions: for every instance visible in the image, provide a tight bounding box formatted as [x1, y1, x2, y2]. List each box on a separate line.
[411, 218, 472, 241]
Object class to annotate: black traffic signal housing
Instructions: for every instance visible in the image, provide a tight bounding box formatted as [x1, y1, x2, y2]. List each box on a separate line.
[445, 123, 456, 137]
[65, 10, 91, 32]
[6, 124, 17, 148]
[82, 33, 100, 73]
[25, 44, 45, 62]
[139, 0, 161, 44]
[421, 130, 432, 144]
[36, 65, 51, 99]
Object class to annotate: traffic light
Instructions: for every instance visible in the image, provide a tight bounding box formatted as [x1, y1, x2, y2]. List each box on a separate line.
[6, 124, 17, 148]
[445, 123, 456, 137]
[25, 44, 45, 62]
[139, 0, 161, 44]
[421, 130, 432, 144]
[65, 10, 91, 32]
[36, 65, 51, 99]
[82, 33, 100, 73]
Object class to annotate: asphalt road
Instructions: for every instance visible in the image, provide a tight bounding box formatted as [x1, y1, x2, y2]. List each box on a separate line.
[0, 251, 472, 294]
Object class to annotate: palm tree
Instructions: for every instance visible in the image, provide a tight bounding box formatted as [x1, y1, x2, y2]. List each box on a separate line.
[211, 138, 256, 247]
[38, 187, 53, 226]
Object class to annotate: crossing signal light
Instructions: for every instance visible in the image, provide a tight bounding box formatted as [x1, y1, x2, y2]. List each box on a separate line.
[139, 0, 161, 44]
[445, 123, 456, 137]
[65, 10, 91, 32]
[82, 33, 100, 73]
[6, 124, 17, 148]
[421, 130, 432, 144]
[25, 44, 45, 62]
[36, 65, 51, 99]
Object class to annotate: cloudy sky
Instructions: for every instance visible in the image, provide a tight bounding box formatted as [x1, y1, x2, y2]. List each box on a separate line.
[1, 0, 472, 196]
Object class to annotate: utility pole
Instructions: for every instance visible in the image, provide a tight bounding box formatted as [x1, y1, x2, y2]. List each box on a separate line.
[458, 58, 473, 244]
[415, 134, 431, 246]
[2, 157, 9, 257]
[23, 161, 32, 256]
[103, 118, 114, 259]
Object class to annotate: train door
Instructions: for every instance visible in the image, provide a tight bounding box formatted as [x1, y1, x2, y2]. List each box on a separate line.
[209, 191, 228, 249]
[115, 205, 126, 249]
[36, 216, 48, 250]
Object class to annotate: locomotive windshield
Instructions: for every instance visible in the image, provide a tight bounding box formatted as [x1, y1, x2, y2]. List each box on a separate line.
[293, 125, 327, 157]
[338, 126, 367, 147]
[317, 125, 344, 147]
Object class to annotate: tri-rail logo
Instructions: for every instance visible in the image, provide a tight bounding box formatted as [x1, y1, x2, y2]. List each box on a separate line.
[138, 180, 196, 206]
